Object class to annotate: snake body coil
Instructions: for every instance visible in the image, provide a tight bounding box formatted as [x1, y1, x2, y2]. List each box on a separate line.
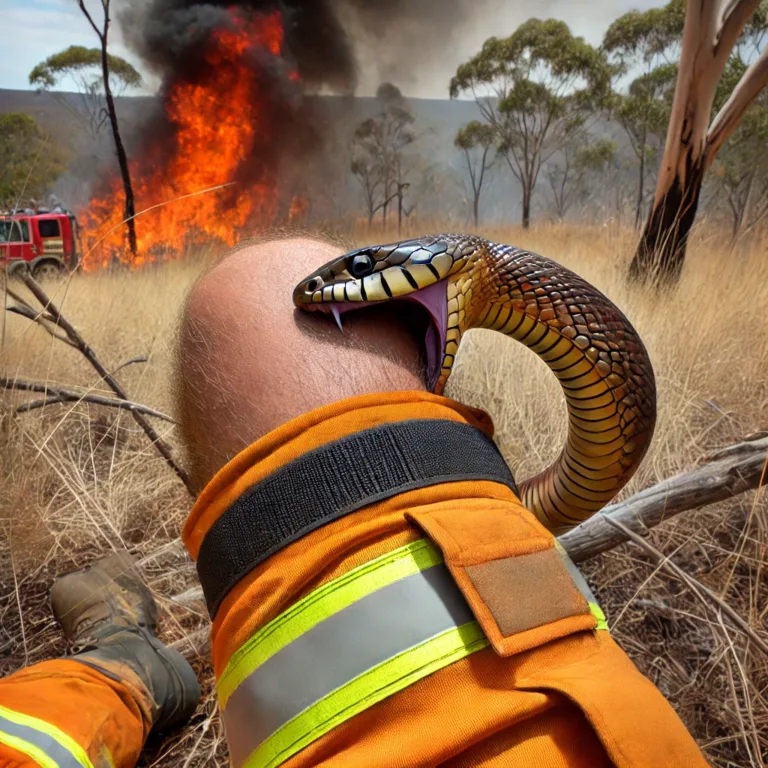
[294, 234, 656, 532]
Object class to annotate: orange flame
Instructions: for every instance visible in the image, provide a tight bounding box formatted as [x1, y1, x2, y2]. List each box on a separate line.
[82, 10, 287, 270]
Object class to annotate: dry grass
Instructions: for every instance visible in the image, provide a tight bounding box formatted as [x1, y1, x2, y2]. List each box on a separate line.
[1, 222, 766, 766]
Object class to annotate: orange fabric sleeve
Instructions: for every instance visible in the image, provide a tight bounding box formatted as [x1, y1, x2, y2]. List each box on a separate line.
[188, 391, 709, 768]
[0, 659, 148, 767]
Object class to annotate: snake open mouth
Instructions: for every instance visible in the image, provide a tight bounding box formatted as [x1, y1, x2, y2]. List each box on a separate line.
[310, 280, 448, 391]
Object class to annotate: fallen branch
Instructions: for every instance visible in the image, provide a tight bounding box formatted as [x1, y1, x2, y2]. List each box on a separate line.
[170, 627, 210, 660]
[6, 303, 78, 348]
[1, 377, 176, 422]
[12, 275, 191, 492]
[559, 434, 768, 563]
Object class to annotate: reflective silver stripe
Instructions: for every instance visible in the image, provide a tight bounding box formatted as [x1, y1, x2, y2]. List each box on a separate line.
[555, 540, 598, 605]
[0, 711, 86, 767]
[223, 564, 475, 768]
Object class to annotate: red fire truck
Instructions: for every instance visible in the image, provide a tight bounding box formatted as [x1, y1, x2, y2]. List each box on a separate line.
[0, 209, 79, 279]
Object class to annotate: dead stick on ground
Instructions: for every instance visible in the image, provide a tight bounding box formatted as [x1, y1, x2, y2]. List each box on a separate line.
[559, 434, 768, 562]
[1, 377, 176, 422]
[111, 355, 149, 375]
[6, 304, 78, 348]
[17, 274, 191, 492]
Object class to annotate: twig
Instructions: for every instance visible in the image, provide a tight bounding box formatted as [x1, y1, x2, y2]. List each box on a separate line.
[1, 377, 176, 422]
[601, 516, 768, 658]
[171, 587, 207, 606]
[17, 274, 191, 492]
[5, 286, 37, 311]
[6, 304, 78, 348]
[111, 355, 149, 375]
[560, 435, 768, 562]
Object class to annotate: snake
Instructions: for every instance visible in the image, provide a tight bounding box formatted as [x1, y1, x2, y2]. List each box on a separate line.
[293, 234, 656, 532]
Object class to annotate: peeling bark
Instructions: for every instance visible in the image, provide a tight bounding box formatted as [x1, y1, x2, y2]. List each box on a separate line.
[629, 148, 706, 283]
[630, 0, 765, 285]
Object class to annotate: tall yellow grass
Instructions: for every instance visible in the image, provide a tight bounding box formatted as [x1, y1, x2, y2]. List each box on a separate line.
[0, 223, 766, 766]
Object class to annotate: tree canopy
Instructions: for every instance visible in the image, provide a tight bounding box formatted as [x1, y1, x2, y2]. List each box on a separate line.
[351, 84, 420, 230]
[602, 0, 684, 71]
[455, 121, 496, 226]
[29, 46, 142, 141]
[29, 46, 141, 91]
[0, 113, 69, 208]
[449, 18, 611, 227]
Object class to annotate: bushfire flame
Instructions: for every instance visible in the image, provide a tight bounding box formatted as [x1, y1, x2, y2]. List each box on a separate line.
[82, 10, 286, 270]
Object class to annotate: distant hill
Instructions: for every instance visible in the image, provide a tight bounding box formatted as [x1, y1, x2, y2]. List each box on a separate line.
[1, 88, 630, 225]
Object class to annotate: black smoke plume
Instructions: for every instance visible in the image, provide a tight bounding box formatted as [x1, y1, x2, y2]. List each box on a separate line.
[122, 0, 474, 94]
[114, 0, 473, 224]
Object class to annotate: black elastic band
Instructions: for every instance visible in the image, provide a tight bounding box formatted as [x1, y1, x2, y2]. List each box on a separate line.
[197, 419, 518, 616]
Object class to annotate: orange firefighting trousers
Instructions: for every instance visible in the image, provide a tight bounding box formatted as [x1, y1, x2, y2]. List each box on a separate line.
[0, 392, 709, 767]
[0, 659, 149, 767]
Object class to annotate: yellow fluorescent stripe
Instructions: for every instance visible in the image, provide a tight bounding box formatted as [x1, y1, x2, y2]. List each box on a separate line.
[0, 704, 94, 768]
[0, 729, 59, 768]
[589, 602, 609, 631]
[218, 539, 443, 707]
[245, 622, 488, 768]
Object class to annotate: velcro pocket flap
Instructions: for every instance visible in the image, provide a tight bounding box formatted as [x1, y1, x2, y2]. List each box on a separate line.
[406, 500, 596, 657]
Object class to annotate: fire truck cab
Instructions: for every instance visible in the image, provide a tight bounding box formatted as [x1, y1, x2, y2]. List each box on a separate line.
[0, 209, 79, 280]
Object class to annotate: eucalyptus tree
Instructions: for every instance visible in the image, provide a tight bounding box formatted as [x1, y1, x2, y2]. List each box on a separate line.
[545, 138, 617, 221]
[629, 0, 768, 284]
[0, 114, 69, 208]
[450, 19, 611, 228]
[30, 46, 141, 141]
[603, 1, 684, 227]
[31, 0, 143, 258]
[709, 35, 768, 241]
[350, 83, 418, 232]
[454, 121, 496, 227]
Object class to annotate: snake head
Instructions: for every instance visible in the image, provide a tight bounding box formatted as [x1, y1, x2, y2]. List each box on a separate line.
[293, 236, 478, 392]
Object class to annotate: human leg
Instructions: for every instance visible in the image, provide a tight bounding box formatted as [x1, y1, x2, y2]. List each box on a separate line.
[0, 553, 200, 768]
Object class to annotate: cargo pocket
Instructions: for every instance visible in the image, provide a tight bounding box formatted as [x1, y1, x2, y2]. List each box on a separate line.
[406, 499, 601, 658]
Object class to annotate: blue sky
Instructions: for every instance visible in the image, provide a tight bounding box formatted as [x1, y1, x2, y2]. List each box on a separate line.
[1, 0, 664, 99]
[2, 0, 155, 95]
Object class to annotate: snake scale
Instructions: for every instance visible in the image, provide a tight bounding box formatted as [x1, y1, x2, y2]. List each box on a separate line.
[293, 234, 656, 532]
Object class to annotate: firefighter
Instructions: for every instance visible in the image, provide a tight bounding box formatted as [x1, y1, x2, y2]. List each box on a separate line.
[0, 237, 709, 767]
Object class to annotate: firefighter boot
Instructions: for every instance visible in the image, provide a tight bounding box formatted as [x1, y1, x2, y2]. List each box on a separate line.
[50, 552, 201, 733]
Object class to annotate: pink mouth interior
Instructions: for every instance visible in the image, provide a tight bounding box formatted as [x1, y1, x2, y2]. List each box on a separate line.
[315, 280, 448, 391]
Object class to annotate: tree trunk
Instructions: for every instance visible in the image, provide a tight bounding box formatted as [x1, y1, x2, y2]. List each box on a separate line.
[634, 124, 647, 229]
[629, 156, 705, 284]
[100, 13, 137, 258]
[521, 185, 531, 229]
[629, 0, 765, 286]
[473, 192, 480, 228]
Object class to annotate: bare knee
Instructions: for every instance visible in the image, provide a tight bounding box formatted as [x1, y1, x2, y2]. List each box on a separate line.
[176, 237, 425, 492]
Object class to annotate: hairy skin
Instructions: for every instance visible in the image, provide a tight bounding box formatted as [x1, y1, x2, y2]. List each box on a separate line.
[177, 237, 425, 492]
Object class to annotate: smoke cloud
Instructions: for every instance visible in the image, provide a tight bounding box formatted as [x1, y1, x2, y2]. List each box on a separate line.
[105, 0, 479, 241]
[120, 0, 477, 97]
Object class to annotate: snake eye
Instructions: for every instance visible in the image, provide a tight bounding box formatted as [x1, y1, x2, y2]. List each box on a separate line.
[307, 278, 320, 291]
[348, 253, 375, 278]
